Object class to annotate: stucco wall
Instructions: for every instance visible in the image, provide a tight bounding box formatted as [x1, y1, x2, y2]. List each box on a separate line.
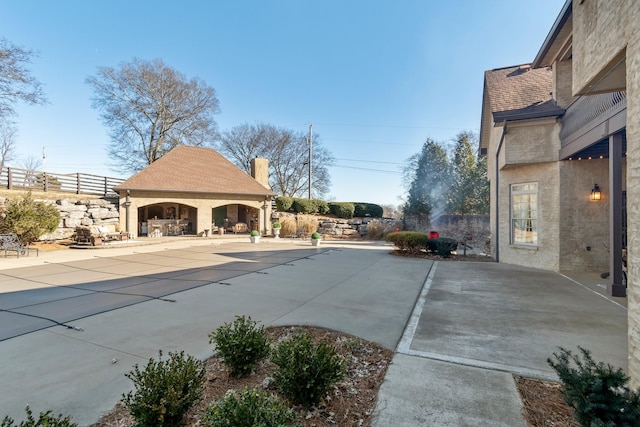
[497, 162, 560, 271]
[118, 191, 271, 238]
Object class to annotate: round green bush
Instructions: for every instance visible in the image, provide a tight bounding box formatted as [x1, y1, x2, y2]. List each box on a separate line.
[311, 232, 321, 240]
[272, 221, 281, 229]
[202, 387, 302, 427]
[122, 350, 205, 427]
[386, 231, 429, 253]
[208, 315, 270, 378]
[250, 229, 260, 237]
[271, 331, 344, 408]
[275, 196, 294, 212]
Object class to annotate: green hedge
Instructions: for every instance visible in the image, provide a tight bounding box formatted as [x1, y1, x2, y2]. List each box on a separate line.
[386, 231, 429, 253]
[292, 198, 316, 214]
[276, 197, 377, 218]
[353, 203, 383, 218]
[328, 202, 355, 219]
[276, 196, 294, 212]
[314, 199, 330, 215]
[386, 233, 458, 257]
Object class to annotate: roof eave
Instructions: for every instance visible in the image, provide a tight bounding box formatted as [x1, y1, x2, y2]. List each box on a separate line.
[493, 109, 565, 123]
[113, 186, 276, 198]
[532, 0, 572, 68]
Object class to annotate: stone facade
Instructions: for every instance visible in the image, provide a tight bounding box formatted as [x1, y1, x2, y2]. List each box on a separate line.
[23, 197, 120, 241]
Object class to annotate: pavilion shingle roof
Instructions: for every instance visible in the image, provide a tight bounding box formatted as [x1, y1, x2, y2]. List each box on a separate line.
[484, 64, 564, 121]
[114, 146, 275, 197]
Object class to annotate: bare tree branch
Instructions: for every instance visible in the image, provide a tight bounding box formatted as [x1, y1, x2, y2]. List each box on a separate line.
[0, 38, 48, 120]
[87, 58, 220, 174]
[218, 123, 334, 198]
[0, 119, 17, 171]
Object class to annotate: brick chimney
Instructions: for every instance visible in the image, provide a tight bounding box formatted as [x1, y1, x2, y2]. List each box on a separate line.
[250, 157, 270, 189]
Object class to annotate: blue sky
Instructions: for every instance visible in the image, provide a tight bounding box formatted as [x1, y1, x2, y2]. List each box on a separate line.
[2, 0, 564, 206]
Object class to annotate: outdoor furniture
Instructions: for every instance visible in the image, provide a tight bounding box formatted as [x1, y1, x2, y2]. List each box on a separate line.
[73, 226, 129, 246]
[231, 222, 248, 234]
[0, 233, 38, 258]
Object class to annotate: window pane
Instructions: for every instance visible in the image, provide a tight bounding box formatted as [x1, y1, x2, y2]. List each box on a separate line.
[511, 183, 538, 245]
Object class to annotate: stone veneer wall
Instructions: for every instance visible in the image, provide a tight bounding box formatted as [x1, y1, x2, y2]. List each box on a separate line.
[37, 197, 120, 241]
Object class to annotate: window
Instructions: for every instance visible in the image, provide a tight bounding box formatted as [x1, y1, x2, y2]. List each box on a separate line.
[511, 183, 538, 246]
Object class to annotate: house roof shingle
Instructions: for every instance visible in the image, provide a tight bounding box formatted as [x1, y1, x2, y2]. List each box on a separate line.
[114, 146, 275, 197]
[484, 64, 564, 121]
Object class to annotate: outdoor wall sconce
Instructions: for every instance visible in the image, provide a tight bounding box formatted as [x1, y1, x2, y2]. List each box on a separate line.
[590, 184, 601, 201]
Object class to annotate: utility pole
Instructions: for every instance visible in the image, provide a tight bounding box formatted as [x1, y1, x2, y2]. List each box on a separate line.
[308, 123, 313, 199]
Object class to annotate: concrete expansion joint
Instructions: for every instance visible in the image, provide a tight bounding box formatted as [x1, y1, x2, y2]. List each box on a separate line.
[397, 347, 558, 382]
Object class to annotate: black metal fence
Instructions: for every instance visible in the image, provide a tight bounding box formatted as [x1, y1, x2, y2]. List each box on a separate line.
[0, 167, 125, 197]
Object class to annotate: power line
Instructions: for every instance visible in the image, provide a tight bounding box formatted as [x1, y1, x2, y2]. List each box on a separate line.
[332, 164, 402, 175]
[335, 157, 403, 165]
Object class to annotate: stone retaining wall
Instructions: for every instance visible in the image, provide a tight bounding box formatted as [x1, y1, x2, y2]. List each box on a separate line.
[40, 198, 120, 240]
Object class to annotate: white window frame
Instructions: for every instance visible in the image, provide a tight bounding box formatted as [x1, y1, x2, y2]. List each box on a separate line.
[510, 182, 538, 247]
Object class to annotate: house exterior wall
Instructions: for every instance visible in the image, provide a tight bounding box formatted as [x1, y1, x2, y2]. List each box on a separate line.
[501, 120, 561, 167]
[118, 191, 272, 238]
[558, 159, 610, 272]
[627, 38, 640, 388]
[497, 161, 560, 271]
[572, 0, 640, 386]
[572, 0, 634, 95]
[554, 59, 575, 108]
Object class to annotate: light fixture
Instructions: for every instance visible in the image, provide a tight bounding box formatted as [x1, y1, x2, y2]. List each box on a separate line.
[591, 184, 601, 201]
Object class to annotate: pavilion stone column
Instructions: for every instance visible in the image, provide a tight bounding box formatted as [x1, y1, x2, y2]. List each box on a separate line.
[627, 38, 640, 388]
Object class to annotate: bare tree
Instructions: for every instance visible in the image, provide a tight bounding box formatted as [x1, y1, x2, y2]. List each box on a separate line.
[20, 154, 41, 186]
[87, 58, 220, 174]
[0, 120, 17, 171]
[218, 122, 334, 198]
[0, 38, 48, 120]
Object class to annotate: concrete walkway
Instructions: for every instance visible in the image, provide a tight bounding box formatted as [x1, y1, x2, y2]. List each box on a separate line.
[0, 238, 629, 426]
[0, 238, 428, 425]
[373, 261, 628, 426]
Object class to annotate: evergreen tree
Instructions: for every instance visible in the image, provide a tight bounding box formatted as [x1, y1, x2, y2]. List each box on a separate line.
[448, 131, 488, 215]
[403, 139, 450, 223]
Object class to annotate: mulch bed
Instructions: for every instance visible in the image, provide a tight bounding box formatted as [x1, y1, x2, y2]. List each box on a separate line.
[89, 326, 394, 427]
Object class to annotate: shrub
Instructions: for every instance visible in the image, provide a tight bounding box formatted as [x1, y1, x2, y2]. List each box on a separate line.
[353, 203, 383, 218]
[386, 231, 429, 253]
[1, 406, 76, 427]
[272, 221, 281, 229]
[1, 192, 60, 244]
[328, 202, 355, 219]
[202, 387, 302, 427]
[208, 315, 270, 378]
[548, 347, 640, 426]
[311, 232, 321, 240]
[275, 196, 294, 212]
[122, 350, 205, 427]
[250, 229, 260, 237]
[433, 237, 458, 258]
[313, 199, 330, 215]
[271, 331, 344, 408]
[292, 198, 316, 214]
